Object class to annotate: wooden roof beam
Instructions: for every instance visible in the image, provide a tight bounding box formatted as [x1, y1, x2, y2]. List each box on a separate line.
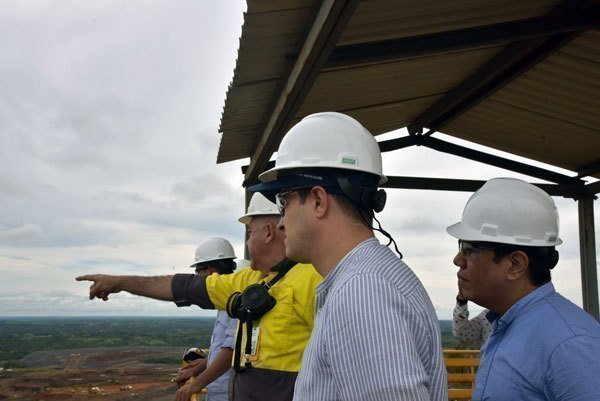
[246, 135, 587, 186]
[327, 9, 597, 68]
[411, 1, 599, 135]
[577, 159, 600, 178]
[585, 181, 600, 196]
[420, 32, 585, 135]
[378, 135, 582, 185]
[243, 0, 360, 186]
[382, 176, 587, 199]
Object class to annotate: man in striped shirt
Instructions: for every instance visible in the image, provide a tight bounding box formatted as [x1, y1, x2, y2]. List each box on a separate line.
[250, 112, 447, 401]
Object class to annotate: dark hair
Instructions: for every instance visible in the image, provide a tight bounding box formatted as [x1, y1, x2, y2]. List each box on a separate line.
[197, 258, 236, 275]
[296, 187, 312, 203]
[215, 259, 236, 274]
[491, 244, 559, 286]
[293, 171, 402, 257]
[331, 193, 374, 225]
[296, 186, 374, 225]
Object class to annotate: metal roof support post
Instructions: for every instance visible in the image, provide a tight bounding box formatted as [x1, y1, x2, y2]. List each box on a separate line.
[243, 190, 252, 261]
[578, 197, 599, 321]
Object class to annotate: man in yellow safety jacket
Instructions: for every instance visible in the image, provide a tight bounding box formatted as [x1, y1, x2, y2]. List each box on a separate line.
[76, 193, 322, 401]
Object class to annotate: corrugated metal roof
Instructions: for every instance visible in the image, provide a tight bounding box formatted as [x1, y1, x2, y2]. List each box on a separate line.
[218, 1, 317, 163]
[218, 0, 600, 185]
[297, 46, 504, 131]
[444, 29, 600, 173]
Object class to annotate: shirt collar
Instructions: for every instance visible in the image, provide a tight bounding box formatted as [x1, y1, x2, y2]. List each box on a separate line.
[316, 237, 379, 296]
[494, 282, 556, 328]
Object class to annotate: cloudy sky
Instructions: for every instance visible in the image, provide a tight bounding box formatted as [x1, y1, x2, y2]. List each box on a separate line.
[1, 1, 597, 319]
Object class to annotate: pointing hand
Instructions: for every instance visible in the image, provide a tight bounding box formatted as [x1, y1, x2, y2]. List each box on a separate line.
[75, 274, 121, 301]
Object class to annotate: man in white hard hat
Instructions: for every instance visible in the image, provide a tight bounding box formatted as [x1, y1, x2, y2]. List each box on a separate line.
[249, 112, 447, 401]
[197, 192, 322, 401]
[175, 237, 238, 401]
[447, 177, 600, 400]
[76, 193, 322, 401]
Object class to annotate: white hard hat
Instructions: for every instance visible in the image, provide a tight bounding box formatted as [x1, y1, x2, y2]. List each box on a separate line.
[258, 112, 386, 184]
[238, 193, 279, 225]
[191, 237, 237, 267]
[446, 177, 562, 246]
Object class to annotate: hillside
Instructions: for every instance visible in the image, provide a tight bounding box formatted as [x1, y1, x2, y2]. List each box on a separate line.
[0, 318, 214, 401]
[0, 317, 460, 400]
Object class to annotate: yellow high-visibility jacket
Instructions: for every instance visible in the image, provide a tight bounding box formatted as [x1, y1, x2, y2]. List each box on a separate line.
[206, 263, 322, 372]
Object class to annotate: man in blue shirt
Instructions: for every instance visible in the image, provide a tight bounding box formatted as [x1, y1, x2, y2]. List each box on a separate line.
[175, 238, 238, 401]
[446, 177, 600, 401]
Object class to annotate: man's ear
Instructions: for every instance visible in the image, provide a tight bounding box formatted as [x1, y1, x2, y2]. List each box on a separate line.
[263, 220, 277, 244]
[506, 251, 529, 281]
[311, 186, 328, 218]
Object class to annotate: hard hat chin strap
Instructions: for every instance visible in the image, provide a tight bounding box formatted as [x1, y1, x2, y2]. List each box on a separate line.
[372, 214, 403, 259]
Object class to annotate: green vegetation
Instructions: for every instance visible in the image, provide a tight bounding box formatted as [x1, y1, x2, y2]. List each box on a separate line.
[440, 319, 461, 349]
[0, 317, 463, 365]
[0, 317, 215, 363]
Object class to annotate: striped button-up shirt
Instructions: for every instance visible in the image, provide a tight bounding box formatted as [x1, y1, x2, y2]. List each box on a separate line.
[205, 310, 236, 401]
[293, 238, 447, 401]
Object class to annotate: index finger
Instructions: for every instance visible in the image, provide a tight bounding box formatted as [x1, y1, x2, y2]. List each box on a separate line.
[75, 275, 95, 282]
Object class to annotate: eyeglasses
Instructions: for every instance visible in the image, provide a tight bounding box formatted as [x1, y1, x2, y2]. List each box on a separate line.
[458, 240, 497, 258]
[275, 187, 312, 216]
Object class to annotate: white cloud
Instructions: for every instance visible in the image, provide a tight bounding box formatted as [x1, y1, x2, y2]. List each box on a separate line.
[0, 0, 247, 316]
[0, 224, 43, 242]
[0, 0, 596, 320]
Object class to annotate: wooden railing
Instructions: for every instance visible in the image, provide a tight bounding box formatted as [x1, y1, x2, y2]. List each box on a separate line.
[444, 349, 480, 400]
[192, 349, 481, 400]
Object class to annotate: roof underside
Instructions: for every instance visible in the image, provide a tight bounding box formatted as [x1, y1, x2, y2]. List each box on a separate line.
[218, 0, 600, 195]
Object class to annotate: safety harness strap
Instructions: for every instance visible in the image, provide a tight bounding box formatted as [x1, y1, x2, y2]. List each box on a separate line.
[232, 259, 296, 372]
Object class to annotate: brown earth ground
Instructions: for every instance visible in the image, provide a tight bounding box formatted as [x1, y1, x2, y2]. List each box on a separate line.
[0, 347, 206, 401]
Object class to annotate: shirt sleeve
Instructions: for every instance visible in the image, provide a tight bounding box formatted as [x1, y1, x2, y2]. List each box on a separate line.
[171, 273, 215, 309]
[324, 274, 434, 401]
[222, 315, 237, 349]
[205, 267, 261, 310]
[546, 335, 600, 401]
[452, 303, 490, 346]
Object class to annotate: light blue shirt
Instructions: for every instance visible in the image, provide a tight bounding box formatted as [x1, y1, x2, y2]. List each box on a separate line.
[473, 282, 600, 401]
[293, 238, 447, 401]
[205, 310, 236, 401]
